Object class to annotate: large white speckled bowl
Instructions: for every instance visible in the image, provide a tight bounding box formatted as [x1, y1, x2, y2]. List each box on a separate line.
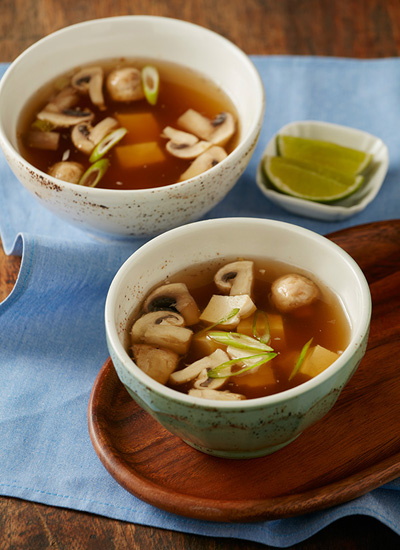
[105, 218, 372, 459]
[0, 17, 264, 237]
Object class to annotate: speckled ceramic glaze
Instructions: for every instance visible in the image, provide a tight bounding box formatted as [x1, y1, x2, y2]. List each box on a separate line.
[105, 218, 371, 458]
[0, 17, 264, 237]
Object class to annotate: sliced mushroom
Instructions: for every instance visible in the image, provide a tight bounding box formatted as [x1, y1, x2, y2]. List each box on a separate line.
[71, 117, 119, 155]
[177, 109, 236, 147]
[143, 283, 200, 326]
[169, 349, 230, 385]
[271, 274, 320, 313]
[179, 145, 227, 181]
[214, 261, 254, 296]
[130, 311, 193, 355]
[192, 367, 227, 390]
[48, 161, 85, 184]
[90, 117, 119, 144]
[132, 344, 179, 385]
[106, 67, 145, 102]
[37, 107, 94, 128]
[71, 66, 105, 110]
[26, 130, 60, 150]
[188, 388, 246, 400]
[199, 294, 256, 329]
[48, 86, 79, 111]
[161, 126, 211, 159]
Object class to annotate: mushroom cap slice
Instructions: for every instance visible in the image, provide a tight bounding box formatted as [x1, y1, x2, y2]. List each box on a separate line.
[90, 117, 119, 145]
[177, 109, 236, 147]
[130, 311, 193, 355]
[214, 260, 254, 296]
[71, 66, 105, 110]
[271, 274, 320, 313]
[132, 344, 179, 385]
[71, 117, 119, 155]
[37, 108, 94, 128]
[188, 388, 246, 400]
[106, 67, 145, 102]
[199, 294, 256, 329]
[193, 367, 228, 390]
[48, 161, 85, 184]
[208, 112, 236, 146]
[169, 348, 229, 385]
[26, 130, 60, 151]
[71, 123, 95, 155]
[162, 126, 212, 159]
[49, 86, 79, 111]
[143, 282, 200, 326]
[179, 145, 227, 181]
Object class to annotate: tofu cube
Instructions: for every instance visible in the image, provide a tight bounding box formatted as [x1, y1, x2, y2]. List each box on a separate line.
[299, 345, 340, 378]
[200, 294, 256, 329]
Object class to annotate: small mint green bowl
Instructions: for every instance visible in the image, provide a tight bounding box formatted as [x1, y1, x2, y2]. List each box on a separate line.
[105, 218, 371, 458]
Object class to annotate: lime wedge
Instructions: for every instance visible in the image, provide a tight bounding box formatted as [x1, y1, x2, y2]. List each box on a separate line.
[277, 135, 372, 176]
[262, 156, 364, 203]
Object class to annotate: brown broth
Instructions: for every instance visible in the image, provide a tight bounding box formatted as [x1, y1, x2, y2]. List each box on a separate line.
[17, 59, 239, 190]
[130, 258, 351, 400]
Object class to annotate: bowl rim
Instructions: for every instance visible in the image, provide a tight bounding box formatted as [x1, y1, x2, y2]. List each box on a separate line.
[0, 15, 265, 196]
[105, 217, 372, 410]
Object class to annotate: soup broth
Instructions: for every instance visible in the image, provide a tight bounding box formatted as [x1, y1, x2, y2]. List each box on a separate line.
[18, 59, 239, 190]
[128, 258, 351, 401]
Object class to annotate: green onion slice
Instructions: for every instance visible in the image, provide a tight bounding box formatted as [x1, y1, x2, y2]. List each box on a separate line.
[89, 127, 127, 163]
[78, 159, 110, 188]
[208, 331, 273, 352]
[31, 119, 55, 132]
[195, 308, 240, 337]
[208, 352, 277, 379]
[289, 338, 313, 381]
[252, 310, 271, 344]
[142, 65, 160, 106]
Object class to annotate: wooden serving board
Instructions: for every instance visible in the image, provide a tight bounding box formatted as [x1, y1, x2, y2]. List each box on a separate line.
[88, 220, 400, 523]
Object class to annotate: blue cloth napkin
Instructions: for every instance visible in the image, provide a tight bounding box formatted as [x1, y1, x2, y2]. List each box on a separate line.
[0, 57, 399, 548]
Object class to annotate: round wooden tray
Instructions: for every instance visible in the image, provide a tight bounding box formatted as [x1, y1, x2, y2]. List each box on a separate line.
[88, 220, 400, 522]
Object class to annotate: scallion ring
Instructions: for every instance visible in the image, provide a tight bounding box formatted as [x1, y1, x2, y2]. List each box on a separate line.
[89, 127, 127, 163]
[78, 158, 110, 188]
[142, 65, 160, 106]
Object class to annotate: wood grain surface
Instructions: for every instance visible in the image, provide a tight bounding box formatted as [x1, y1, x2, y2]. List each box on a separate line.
[1, 1, 400, 548]
[88, 221, 400, 522]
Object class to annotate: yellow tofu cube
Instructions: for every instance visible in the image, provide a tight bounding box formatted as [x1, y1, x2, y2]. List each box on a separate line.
[299, 345, 339, 378]
[236, 363, 276, 389]
[115, 141, 167, 169]
[237, 312, 284, 343]
[116, 112, 160, 143]
[200, 294, 256, 329]
[191, 333, 221, 357]
[268, 313, 285, 341]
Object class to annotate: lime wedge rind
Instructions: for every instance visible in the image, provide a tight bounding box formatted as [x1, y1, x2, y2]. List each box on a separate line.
[262, 156, 365, 203]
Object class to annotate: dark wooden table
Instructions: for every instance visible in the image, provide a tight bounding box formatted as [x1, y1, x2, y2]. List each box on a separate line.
[1, 1, 400, 548]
